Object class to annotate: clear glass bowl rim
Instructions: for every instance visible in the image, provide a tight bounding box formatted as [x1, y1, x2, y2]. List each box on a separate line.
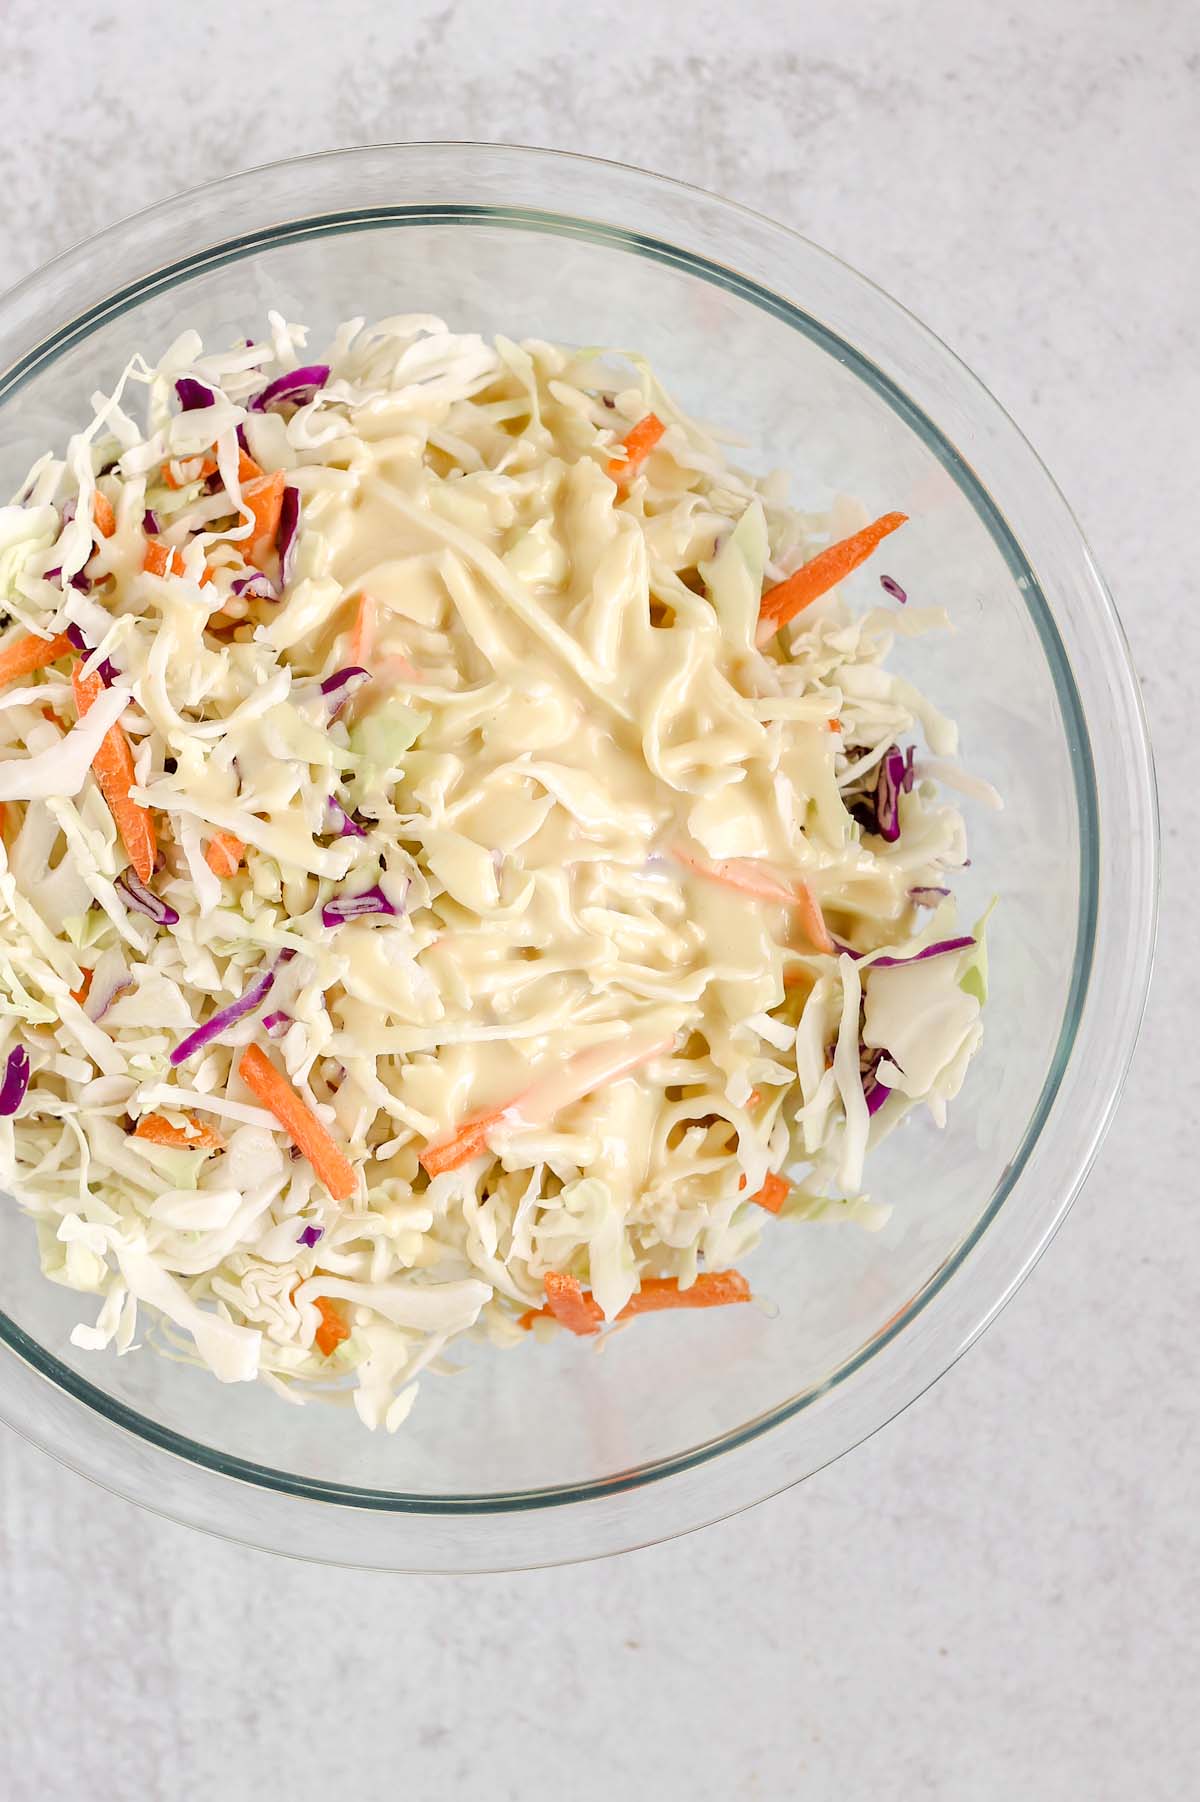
[0, 143, 1159, 1570]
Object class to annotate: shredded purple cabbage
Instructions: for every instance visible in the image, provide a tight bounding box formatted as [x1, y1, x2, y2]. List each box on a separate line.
[875, 747, 907, 842]
[143, 509, 161, 535]
[852, 744, 911, 841]
[236, 423, 250, 455]
[175, 377, 215, 411]
[320, 884, 402, 928]
[0, 1045, 30, 1117]
[230, 571, 278, 601]
[860, 1045, 896, 1116]
[248, 364, 330, 413]
[871, 935, 975, 969]
[88, 972, 133, 1023]
[115, 871, 179, 927]
[47, 569, 92, 596]
[880, 574, 907, 603]
[169, 949, 296, 1066]
[277, 485, 300, 585]
[169, 974, 275, 1066]
[319, 666, 370, 719]
[297, 1224, 323, 1248]
[865, 1072, 892, 1115]
[65, 623, 117, 684]
[909, 885, 951, 906]
[262, 1009, 292, 1039]
[326, 796, 367, 839]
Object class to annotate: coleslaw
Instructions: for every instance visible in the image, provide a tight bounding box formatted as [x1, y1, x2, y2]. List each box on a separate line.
[0, 313, 995, 1430]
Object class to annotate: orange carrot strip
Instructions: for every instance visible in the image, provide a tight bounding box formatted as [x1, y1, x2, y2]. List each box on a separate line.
[163, 455, 219, 491]
[71, 661, 157, 884]
[748, 1172, 789, 1214]
[69, 968, 93, 1007]
[793, 879, 835, 955]
[92, 492, 116, 538]
[41, 705, 68, 731]
[142, 539, 214, 586]
[756, 513, 908, 644]
[675, 848, 834, 954]
[313, 1295, 351, 1357]
[242, 471, 287, 565]
[542, 1272, 605, 1335]
[204, 831, 245, 878]
[165, 446, 261, 490]
[237, 1043, 357, 1201]
[535, 1269, 752, 1335]
[419, 1106, 507, 1177]
[827, 718, 841, 733]
[422, 1035, 671, 1177]
[133, 1112, 226, 1152]
[621, 1271, 752, 1316]
[349, 591, 376, 664]
[0, 631, 75, 688]
[606, 412, 666, 486]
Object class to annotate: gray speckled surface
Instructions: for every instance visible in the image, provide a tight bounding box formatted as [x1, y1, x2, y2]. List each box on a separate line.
[1, 2, 1196, 1797]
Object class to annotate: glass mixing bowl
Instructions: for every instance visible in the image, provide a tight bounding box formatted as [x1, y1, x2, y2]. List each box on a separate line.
[0, 144, 1157, 1570]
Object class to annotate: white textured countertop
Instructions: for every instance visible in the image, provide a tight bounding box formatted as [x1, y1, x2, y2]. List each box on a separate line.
[1, 2, 1195, 1797]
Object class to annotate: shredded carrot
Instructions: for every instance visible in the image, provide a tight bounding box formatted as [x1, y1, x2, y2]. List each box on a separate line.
[289, 1274, 352, 1357]
[71, 661, 157, 884]
[69, 968, 93, 1007]
[163, 446, 259, 491]
[142, 539, 214, 585]
[419, 1106, 507, 1177]
[204, 831, 245, 878]
[163, 454, 218, 491]
[0, 631, 75, 689]
[746, 1087, 762, 1109]
[40, 704, 68, 731]
[541, 1272, 605, 1335]
[533, 1268, 752, 1335]
[133, 1112, 225, 1152]
[237, 1043, 357, 1201]
[622, 1271, 752, 1316]
[749, 1172, 789, 1214]
[756, 513, 908, 643]
[313, 1295, 351, 1357]
[349, 591, 376, 664]
[242, 470, 287, 565]
[827, 717, 841, 733]
[92, 492, 116, 538]
[606, 412, 666, 486]
[675, 848, 834, 954]
[793, 879, 835, 955]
